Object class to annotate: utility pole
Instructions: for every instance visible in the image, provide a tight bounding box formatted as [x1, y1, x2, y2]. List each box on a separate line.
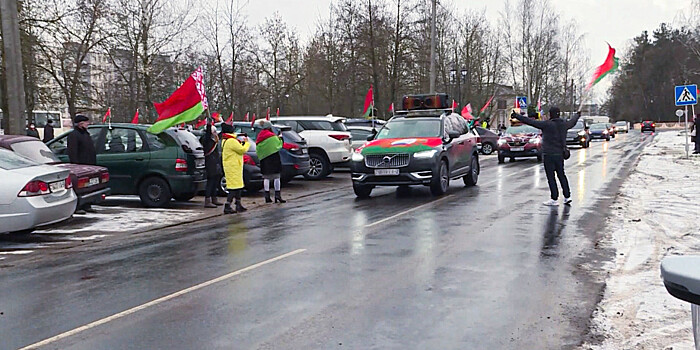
[0, 0, 27, 135]
[429, 0, 437, 93]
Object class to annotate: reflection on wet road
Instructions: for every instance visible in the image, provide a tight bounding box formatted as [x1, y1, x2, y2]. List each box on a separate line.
[0, 132, 654, 350]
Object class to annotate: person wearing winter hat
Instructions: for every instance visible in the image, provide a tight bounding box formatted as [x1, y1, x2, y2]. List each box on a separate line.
[221, 122, 250, 214]
[68, 114, 98, 214]
[200, 121, 223, 208]
[255, 119, 286, 203]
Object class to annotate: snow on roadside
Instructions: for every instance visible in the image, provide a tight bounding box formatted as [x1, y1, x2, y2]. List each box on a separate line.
[580, 132, 700, 350]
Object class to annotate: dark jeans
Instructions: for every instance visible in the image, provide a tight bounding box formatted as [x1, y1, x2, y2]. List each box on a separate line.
[543, 154, 571, 200]
[226, 189, 242, 204]
[205, 176, 219, 197]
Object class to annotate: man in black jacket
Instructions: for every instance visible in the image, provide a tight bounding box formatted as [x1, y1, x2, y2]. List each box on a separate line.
[43, 119, 55, 143]
[67, 115, 97, 165]
[513, 107, 581, 206]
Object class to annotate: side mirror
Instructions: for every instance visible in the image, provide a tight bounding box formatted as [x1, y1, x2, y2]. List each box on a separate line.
[366, 135, 374, 141]
[448, 131, 460, 139]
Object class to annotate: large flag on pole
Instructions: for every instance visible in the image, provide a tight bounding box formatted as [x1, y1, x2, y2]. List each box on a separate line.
[102, 107, 111, 123]
[226, 112, 234, 124]
[149, 67, 208, 134]
[480, 94, 495, 113]
[586, 44, 619, 90]
[362, 85, 374, 119]
[461, 104, 474, 120]
[131, 109, 139, 124]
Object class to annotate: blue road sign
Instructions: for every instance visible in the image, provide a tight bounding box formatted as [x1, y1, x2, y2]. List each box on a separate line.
[517, 96, 528, 109]
[675, 84, 697, 106]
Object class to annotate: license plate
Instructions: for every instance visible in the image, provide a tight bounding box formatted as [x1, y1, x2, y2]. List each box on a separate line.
[510, 147, 524, 152]
[374, 169, 399, 176]
[195, 159, 205, 168]
[88, 177, 99, 186]
[49, 181, 65, 192]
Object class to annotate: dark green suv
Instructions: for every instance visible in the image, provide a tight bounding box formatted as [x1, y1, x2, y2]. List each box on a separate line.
[48, 124, 206, 207]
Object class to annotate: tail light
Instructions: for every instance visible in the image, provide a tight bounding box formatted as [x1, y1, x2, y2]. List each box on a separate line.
[283, 142, 300, 151]
[18, 180, 50, 197]
[243, 154, 256, 166]
[101, 172, 110, 183]
[329, 134, 350, 141]
[65, 177, 73, 189]
[77, 177, 90, 189]
[175, 158, 188, 172]
[293, 164, 300, 170]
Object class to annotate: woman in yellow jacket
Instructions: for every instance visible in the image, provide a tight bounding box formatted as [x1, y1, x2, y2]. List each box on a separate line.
[221, 123, 251, 214]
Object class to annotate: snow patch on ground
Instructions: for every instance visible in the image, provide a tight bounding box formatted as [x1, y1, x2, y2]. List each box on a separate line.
[0, 250, 34, 255]
[580, 132, 700, 349]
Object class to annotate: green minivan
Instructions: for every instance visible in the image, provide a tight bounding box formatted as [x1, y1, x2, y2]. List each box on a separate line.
[48, 124, 206, 207]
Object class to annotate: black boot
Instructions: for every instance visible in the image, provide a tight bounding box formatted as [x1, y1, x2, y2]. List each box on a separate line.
[264, 191, 272, 203]
[211, 196, 222, 206]
[275, 191, 286, 203]
[234, 190, 247, 212]
[223, 203, 236, 214]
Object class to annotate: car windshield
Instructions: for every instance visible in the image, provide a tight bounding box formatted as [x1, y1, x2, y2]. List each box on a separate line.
[297, 120, 347, 132]
[10, 140, 61, 164]
[375, 119, 442, 139]
[0, 148, 40, 170]
[506, 125, 540, 135]
[615, 121, 626, 126]
[281, 130, 303, 143]
[590, 124, 607, 130]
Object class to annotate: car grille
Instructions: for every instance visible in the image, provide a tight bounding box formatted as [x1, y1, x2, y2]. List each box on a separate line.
[508, 141, 526, 147]
[365, 154, 410, 168]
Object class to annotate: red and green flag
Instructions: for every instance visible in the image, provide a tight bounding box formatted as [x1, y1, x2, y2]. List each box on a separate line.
[480, 94, 495, 113]
[587, 44, 619, 90]
[226, 112, 234, 124]
[362, 85, 374, 118]
[149, 67, 208, 134]
[102, 107, 111, 123]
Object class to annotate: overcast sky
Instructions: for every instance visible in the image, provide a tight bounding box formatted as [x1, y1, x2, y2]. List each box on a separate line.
[230, 0, 694, 100]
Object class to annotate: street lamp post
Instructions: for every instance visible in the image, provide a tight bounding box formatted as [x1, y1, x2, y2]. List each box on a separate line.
[449, 68, 467, 105]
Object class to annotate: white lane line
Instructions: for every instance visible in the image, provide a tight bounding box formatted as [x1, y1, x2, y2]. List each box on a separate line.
[19, 248, 307, 350]
[365, 162, 543, 229]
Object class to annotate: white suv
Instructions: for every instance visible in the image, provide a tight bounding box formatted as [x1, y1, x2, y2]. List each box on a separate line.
[269, 115, 352, 179]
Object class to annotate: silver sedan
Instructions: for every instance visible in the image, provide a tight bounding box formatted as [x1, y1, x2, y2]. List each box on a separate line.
[0, 148, 77, 234]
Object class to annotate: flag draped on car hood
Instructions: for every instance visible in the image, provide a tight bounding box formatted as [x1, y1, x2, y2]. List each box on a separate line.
[359, 138, 442, 155]
[148, 67, 208, 134]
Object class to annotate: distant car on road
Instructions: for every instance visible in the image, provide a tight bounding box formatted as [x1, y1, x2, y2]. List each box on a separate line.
[606, 123, 616, 138]
[589, 123, 611, 141]
[0, 135, 110, 209]
[48, 124, 206, 207]
[270, 116, 353, 180]
[614, 121, 629, 133]
[0, 148, 77, 234]
[641, 120, 656, 133]
[474, 127, 499, 155]
[343, 118, 386, 127]
[351, 105, 480, 198]
[497, 124, 543, 163]
[566, 120, 591, 148]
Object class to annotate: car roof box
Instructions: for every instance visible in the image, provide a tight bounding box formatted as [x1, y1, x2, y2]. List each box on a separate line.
[402, 93, 450, 111]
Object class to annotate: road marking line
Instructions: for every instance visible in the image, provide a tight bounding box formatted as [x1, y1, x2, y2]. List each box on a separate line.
[19, 248, 307, 350]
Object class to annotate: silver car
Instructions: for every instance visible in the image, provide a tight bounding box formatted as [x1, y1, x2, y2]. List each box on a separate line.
[0, 148, 77, 234]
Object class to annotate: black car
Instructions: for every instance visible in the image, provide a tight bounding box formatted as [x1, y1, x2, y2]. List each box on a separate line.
[474, 127, 498, 155]
[641, 120, 656, 132]
[566, 120, 591, 148]
[231, 122, 310, 183]
[350, 96, 480, 198]
[589, 123, 611, 141]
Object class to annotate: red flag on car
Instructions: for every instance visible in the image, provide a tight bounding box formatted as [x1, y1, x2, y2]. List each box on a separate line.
[102, 107, 111, 123]
[194, 118, 207, 129]
[266, 107, 270, 120]
[451, 100, 458, 111]
[131, 109, 139, 124]
[276, 107, 280, 117]
[226, 112, 234, 124]
[461, 104, 474, 120]
[250, 113, 257, 127]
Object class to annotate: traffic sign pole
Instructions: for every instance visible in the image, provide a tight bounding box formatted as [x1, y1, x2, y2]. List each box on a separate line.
[685, 106, 689, 159]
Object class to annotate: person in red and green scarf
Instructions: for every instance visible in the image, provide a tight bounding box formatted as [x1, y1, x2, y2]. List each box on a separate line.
[255, 120, 286, 203]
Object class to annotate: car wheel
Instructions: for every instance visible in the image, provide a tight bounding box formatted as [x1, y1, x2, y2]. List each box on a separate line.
[430, 160, 449, 196]
[139, 176, 171, 208]
[173, 193, 195, 202]
[481, 142, 494, 155]
[606, 136, 610, 141]
[498, 154, 505, 164]
[217, 175, 229, 196]
[509, 157, 516, 162]
[304, 152, 330, 180]
[353, 183, 373, 198]
[463, 155, 479, 186]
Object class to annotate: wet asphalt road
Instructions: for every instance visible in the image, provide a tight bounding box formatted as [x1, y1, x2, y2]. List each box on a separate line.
[0, 131, 655, 350]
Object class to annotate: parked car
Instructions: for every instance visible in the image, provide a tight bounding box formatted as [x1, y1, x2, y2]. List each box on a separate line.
[48, 124, 206, 207]
[589, 123, 611, 141]
[606, 123, 616, 138]
[269, 115, 353, 180]
[231, 122, 310, 184]
[0, 135, 110, 209]
[346, 125, 376, 150]
[614, 120, 629, 133]
[566, 120, 591, 148]
[641, 120, 656, 132]
[497, 124, 543, 163]
[343, 118, 386, 127]
[350, 108, 480, 197]
[0, 148, 77, 234]
[474, 127, 499, 155]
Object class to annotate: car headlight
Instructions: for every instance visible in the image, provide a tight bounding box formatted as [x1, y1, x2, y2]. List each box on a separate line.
[528, 138, 541, 144]
[351, 152, 364, 162]
[577, 130, 585, 136]
[497, 138, 507, 145]
[603, 130, 608, 134]
[414, 149, 438, 159]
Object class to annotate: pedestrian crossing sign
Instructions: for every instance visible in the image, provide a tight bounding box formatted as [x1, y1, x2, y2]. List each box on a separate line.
[517, 96, 528, 109]
[675, 84, 697, 106]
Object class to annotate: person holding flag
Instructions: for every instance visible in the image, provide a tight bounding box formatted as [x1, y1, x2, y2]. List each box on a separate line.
[255, 119, 286, 204]
[199, 120, 223, 208]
